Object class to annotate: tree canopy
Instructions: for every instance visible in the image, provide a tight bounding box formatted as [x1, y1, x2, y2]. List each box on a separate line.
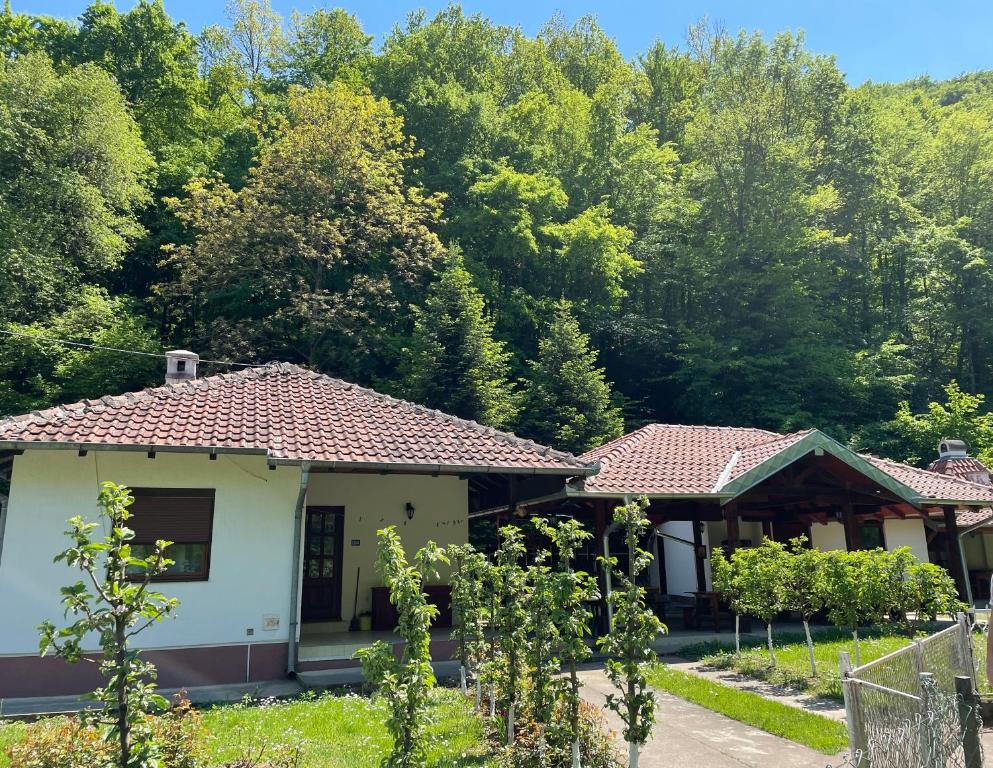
[5, 3, 993, 462]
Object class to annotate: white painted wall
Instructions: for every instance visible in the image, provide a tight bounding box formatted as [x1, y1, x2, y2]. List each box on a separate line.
[0, 450, 301, 655]
[883, 519, 930, 562]
[304, 472, 468, 632]
[660, 521, 697, 597]
[810, 521, 848, 551]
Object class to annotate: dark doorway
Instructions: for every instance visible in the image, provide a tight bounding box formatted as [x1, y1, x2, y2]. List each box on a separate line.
[302, 506, 344, 622]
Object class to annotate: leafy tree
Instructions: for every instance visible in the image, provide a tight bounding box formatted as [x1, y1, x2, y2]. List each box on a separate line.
[821, 549, 891, 666]
[890, 380, 993, 466]
[164, 83, 446, 381]
[710, 546, 749, 655]
[401, 255, 519, 428]
[724, 539, 789, 666]
[781, 538, 826, 676]
[279, 8, 372, 89]
[903, 561, 966, 630]
[446, 543, 488, 695]
[492, 525, 529, 743]
[533, 516, 599, 768]
[39, 482, 179, 768]
[597, 496, 665, 768]
[0, 52, 152, 326]
[523, 546, 558, 725]
[356, 527, 448, 768]
[517, 302, 624, 453]
[0, 288, 161, 416]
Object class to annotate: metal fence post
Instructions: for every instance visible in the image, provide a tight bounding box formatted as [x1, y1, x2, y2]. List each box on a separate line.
[840, 651, 867, 762]
[919, 672, 936, 767]
[955, 675, 983, 768]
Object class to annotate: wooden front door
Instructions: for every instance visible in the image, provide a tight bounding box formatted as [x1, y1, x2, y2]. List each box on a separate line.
[301, 506, 344, 622]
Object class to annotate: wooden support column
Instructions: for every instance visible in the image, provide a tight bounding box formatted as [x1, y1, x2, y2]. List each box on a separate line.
[594, 500, 609, 635]
[943, 505, 970, 604]
[842, 502, 859, 551]
[724, 501, 740, 553]
[692, 515, 707, 592]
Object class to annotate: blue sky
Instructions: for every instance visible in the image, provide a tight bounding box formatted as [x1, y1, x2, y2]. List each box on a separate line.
[15, 0, 993, 85]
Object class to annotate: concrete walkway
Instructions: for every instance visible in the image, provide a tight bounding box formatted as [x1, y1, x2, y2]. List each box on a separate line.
[577, 666, 843, 768]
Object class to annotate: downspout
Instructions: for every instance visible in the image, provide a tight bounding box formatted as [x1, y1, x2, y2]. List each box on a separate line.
[287, 461, 311, 676]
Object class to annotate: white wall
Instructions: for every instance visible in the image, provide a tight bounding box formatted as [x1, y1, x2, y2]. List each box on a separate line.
[0, 450, 301, 655]
[304, 472, 468, 631]
[883, 518, 930, 562]
[810, 521, 848, 551]
[660, 521, 697, 597]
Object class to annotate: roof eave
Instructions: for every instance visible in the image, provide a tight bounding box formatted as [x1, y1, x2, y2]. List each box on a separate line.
[717, 430, 924, 508]
[0, 440, 268, 457]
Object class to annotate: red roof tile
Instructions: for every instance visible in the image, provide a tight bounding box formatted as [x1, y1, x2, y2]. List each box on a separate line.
[0, 364, 590, 474]
[576, 424, 993, 505]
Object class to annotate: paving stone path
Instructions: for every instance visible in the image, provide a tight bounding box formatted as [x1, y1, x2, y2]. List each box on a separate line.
[577, 665, 844, 768]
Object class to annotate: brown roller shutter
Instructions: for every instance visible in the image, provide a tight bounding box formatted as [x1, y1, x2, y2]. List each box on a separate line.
[129, 489, 215, 544]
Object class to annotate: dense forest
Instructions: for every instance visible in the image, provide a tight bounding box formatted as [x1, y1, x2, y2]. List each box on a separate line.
[3, 0, 993, 465]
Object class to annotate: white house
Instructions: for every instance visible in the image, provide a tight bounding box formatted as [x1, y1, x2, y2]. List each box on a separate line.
[0, 352, 592, 698]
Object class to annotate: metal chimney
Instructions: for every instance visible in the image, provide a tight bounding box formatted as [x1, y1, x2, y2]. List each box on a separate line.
[165, 350, 199, 383]
[928, 438, 992, 486]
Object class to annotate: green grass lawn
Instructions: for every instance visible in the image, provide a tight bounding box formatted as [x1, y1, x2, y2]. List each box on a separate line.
[676, 625, 936, 701]
[645, 664, 849, 755]
[0, 688, 494, 768]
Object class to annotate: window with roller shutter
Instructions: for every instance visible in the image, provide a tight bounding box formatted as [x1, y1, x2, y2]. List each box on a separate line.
[128, 488, 215, 581]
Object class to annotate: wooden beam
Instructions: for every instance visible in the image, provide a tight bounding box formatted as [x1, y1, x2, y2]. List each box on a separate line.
[724, 501, 740, 552]
[943, 505, 970, 603]
[842, 502, 860, 551]
[692, 517, 707, 592]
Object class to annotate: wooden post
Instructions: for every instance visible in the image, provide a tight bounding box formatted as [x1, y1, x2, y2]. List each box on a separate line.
[955, 675, 983, 768]
[692, 516, 707, 593]
[724, 501, 740, 553]
[594, 500, 609, 636]
[944, 506, 970, 604]
[842, 502, 859, 551]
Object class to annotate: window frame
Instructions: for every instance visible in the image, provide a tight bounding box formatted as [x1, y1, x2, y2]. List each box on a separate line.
[128, 488, 215, 583]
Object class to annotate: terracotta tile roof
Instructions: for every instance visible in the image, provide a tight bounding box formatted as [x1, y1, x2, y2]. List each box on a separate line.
[576, 424, 993, 505]
[927, 457, 992, 484]
[578, 424, 784, 495]
[955, 507, 993, 528]
[862, 455, 993, 504]
[0, 364, 591, 474]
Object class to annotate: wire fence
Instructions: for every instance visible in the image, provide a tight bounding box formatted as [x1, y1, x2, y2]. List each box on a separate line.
[829, 676, 983, 768]
[832, 615, 984, 768]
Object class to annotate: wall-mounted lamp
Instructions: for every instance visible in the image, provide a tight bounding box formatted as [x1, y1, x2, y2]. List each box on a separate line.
[405, 502, 416, 521]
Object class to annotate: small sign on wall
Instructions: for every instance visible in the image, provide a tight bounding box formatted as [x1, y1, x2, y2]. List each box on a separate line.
[262, 614, 280, 631]
[351, 539, 361, 546]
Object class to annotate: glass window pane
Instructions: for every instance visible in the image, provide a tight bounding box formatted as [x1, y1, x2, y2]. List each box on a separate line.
[308, 560, 320, 578]
[322, 559, 335, 578]
[309, 514, 322, 532]
[323, 535, 335, 554]
[309, 538, 321, 556]
[324, 515, 336, 533]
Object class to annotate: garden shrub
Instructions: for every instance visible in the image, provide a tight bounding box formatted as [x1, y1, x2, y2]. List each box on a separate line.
[5, 696, 204, 768]
[496, 700, 622, 768]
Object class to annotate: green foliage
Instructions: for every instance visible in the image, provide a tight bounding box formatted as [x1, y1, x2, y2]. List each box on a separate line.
[891, 381, 993, 465]
[517, 302, 624, 453]
[491, 526, 529, 715]
[355, 527, 448, 768]
[522, 547, 558, 724]
[780, 538, 826, 620]
[597, 496, 665, 752]
[903, 560, 967, 627]
[401, 255, 519, 428]
[496, 698, 622, 768]
[532, 516, 599, 750]
[38, 482, 179, 768]
[447, 542, 489, 674]
[9, 3, 993, 462]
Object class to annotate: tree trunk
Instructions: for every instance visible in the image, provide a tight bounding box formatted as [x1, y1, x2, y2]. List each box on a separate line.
[629, 741, 640, 768]
[507, 701, 515, 745]
[489, 686, 496, 718]
[735, 613, 740, 655]
[572, 738, 581, 768]
[475, 678, 482, 711]
[803, 619, 816, 676]
[766, 621, 776, 667]
[460, 665, 467, 695]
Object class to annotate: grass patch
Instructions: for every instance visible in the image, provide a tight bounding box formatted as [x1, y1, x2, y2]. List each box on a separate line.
[0, 688, 494, 768]
[645, 664, 849, 755]
[676, 624, 939, 701]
